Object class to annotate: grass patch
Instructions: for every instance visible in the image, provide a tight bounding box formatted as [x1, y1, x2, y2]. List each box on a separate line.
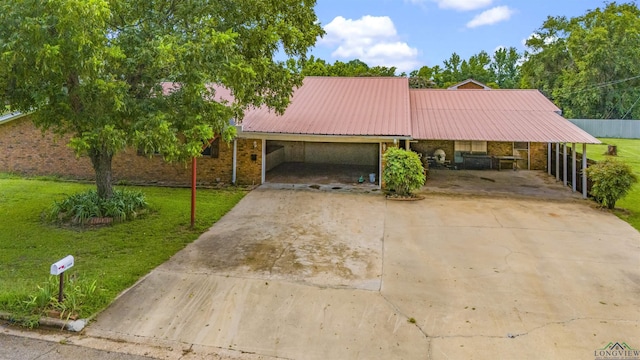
[0, 176, 246, 323]
[586, 138, 640, 231]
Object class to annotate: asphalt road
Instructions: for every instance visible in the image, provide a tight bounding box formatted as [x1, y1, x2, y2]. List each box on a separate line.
[0, 332, 155, 360]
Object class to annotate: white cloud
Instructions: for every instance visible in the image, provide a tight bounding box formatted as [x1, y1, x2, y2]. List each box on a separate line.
[321, 15, 420, 72]
[432, 0, 493, 11]
[466, 6, 514, 28]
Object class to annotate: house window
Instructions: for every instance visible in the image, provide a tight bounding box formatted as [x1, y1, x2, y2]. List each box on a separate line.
[454, 141, 487, 153]
[201, 138, 220, 158]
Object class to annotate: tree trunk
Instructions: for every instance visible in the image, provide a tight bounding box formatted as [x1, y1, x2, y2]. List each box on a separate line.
[89, 146, 114, 200]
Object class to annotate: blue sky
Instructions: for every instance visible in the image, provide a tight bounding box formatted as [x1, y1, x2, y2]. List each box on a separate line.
[309, 0, 608, 73]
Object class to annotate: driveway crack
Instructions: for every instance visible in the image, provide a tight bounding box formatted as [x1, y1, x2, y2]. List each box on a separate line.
[269, 242, 292, 275]
[378, 292, 430, 340]
[428, 317, 640, 341]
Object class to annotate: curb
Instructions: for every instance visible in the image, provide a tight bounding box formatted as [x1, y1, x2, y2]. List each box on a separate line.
[0, 311, 87, 332]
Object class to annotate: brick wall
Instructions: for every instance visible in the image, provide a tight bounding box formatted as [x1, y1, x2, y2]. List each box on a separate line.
[0, 116, 261, 186]
[487, 142, 512, 156]
[410, 140, 455, 163]
[530, 142, 547, 170]
[0, 115, 95, 179]
[235, 138, 262, 186]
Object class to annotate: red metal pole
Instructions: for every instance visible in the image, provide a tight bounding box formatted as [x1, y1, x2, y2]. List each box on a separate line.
[191, 157, 196, 228]
[191, 134, 219, 229]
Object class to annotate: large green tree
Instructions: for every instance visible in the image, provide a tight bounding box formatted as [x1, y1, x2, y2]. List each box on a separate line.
[490, 47, 521, 89]
[0, 0, 323, 199]
[409, 48, 520, 89]
[459, 50, 493, 85]
[521, 2, 640, 119]
[302, 57, 397, 77]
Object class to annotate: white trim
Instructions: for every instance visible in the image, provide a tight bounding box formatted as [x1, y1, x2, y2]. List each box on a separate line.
[563, 143, 567, 187]
[236, 131, 411, 143]
[0, 112, 28, 125]
[447, 79, 492, 90]
[379, 142, 384, 190]
[556, 143, 560, 181]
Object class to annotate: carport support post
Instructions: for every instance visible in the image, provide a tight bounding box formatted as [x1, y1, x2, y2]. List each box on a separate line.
[572, 143, 577, 192]
[261, 139, 266, 184]
[582, 143, 588, 199]
[547, 143, 551, 175]
[562, 143, 567, 187]
[555, 143, 560, 181]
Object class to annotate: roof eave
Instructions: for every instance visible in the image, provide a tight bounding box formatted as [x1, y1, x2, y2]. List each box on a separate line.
[0, 111, 28, 125]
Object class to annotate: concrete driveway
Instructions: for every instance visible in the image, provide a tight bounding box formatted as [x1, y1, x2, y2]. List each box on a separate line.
[84, 186, 640, 359]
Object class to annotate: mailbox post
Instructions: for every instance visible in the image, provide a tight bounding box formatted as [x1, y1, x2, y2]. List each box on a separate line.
[50, 255, 74, 302]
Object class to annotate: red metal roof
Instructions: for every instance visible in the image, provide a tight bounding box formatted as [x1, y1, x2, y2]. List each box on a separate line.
[242, 77, 412, 137]
[410, 89, 600, 143]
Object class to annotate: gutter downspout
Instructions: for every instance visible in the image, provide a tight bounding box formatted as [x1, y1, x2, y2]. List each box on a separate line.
[232, 139, 237, 184]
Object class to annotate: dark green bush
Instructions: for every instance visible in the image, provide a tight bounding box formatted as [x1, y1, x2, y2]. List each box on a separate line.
[48, 189, 148, 224]
[383, 147, 426, 196]
[586, 158, 637, 209]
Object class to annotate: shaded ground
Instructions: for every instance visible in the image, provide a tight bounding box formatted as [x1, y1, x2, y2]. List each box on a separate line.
[267, 162, 378, 186]
[82, 181, 640, 360]
[422, 169, 585, 200]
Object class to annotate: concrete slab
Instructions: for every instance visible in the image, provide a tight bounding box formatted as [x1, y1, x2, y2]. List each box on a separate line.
[382, 196, 640, 359]
[83, 181, 640, 360]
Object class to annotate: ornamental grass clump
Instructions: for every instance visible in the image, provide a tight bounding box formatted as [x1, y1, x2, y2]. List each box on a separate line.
[586, 158, 637, 209]
[48, 189, 148, 224]
[383, 147, 426, 197]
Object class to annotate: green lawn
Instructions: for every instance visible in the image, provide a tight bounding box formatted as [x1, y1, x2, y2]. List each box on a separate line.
[586, 138, 640, 231]
[0, 175, 246, 322]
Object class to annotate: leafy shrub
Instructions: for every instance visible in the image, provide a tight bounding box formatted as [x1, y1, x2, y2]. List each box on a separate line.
[586, 158, 637, 209]
[383, 147, 426, 196]
[48, 189, 148, 224]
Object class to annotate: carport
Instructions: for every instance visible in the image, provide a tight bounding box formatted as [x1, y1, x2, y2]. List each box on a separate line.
[264, 139, 380, 184]
[237, 77, 412, 186]
[409, 89, 601, 198]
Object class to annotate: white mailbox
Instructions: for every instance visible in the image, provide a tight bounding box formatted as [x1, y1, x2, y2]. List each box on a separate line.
[50, 255, 74, 275]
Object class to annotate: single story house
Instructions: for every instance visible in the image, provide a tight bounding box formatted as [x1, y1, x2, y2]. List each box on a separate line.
[0, 77, 599, 195]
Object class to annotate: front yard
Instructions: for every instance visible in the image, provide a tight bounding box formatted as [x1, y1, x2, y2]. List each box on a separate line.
[587, 138, 640, 231]
[0, 174, 245, 324]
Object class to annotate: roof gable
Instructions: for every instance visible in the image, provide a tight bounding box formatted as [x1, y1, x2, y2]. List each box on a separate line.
[447, 79, 491, 90]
